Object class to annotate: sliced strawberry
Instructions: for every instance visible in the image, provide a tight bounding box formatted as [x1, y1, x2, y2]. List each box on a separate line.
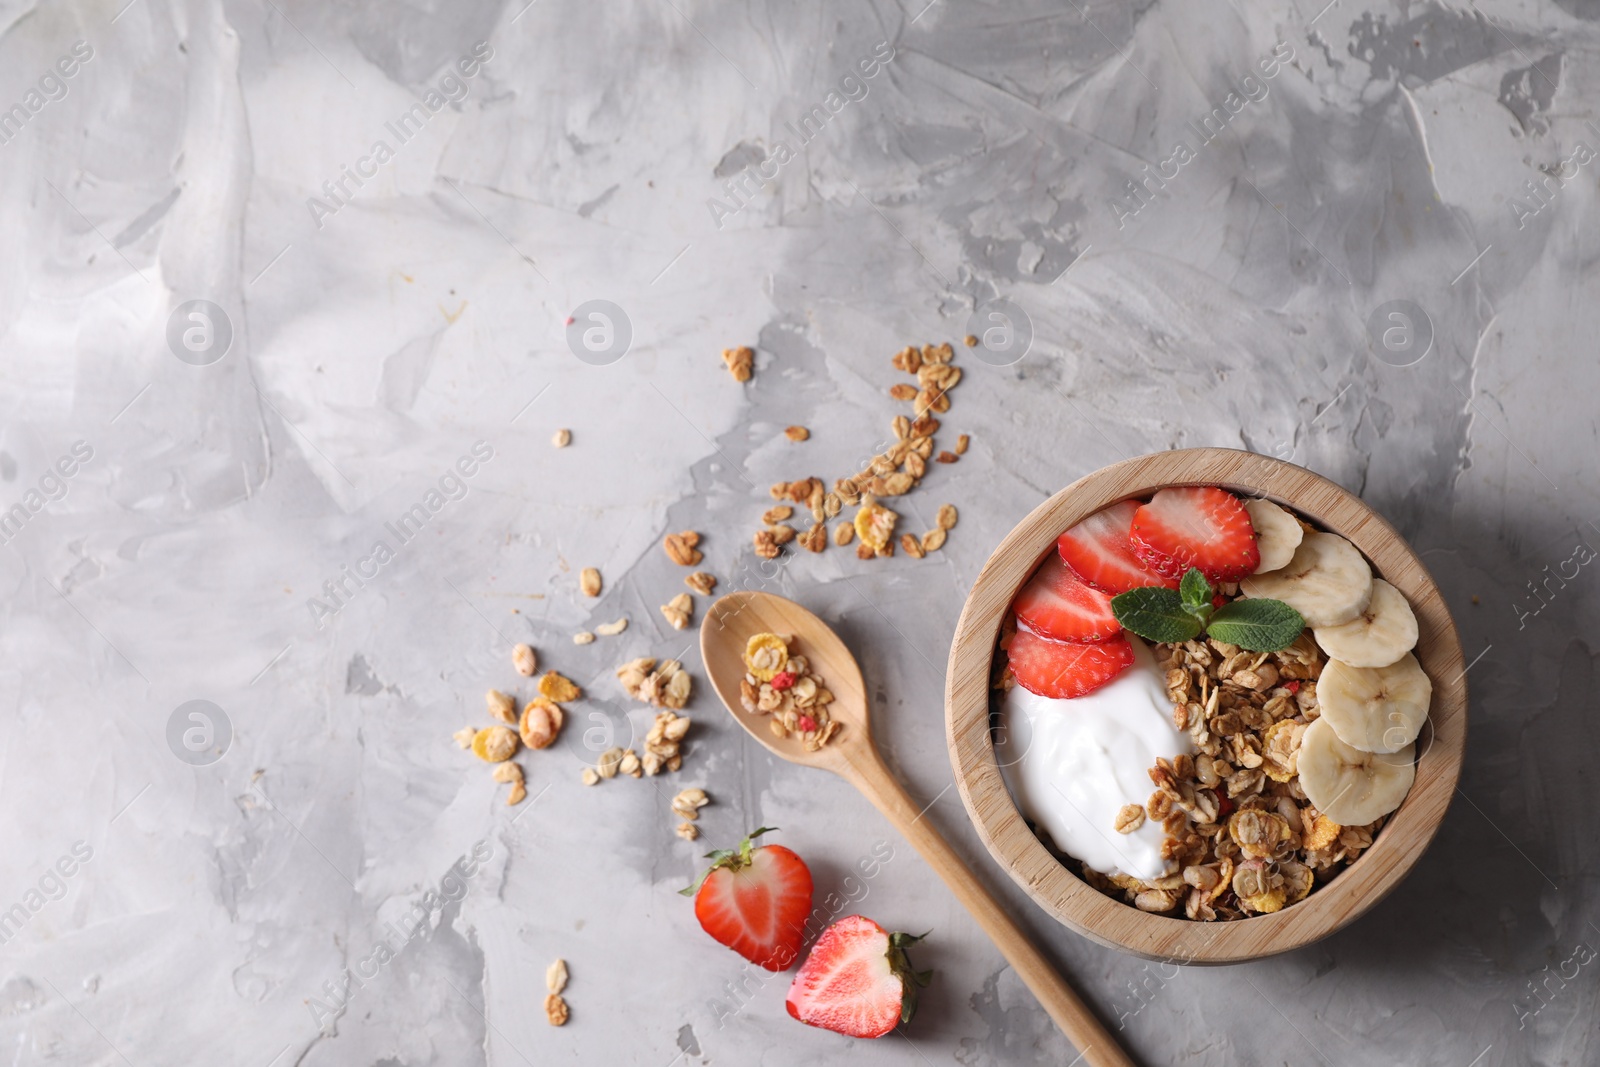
[1129, 486, 1260, 582]
[786, 915, 932, 1039]
[682, 828, 813, 971]
[1011, 553, 1120, 643]
[1056, 500, 1179, 594]
[1005, 622, 1135, 698]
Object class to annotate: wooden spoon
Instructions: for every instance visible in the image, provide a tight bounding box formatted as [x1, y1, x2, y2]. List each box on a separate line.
[700, 589, 1137, 1067]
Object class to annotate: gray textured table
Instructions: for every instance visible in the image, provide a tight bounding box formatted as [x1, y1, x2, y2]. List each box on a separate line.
[1, 0, 1595, 1064]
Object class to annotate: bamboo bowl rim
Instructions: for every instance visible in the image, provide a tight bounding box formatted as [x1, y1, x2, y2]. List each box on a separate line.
[944, 448, 1467, 964]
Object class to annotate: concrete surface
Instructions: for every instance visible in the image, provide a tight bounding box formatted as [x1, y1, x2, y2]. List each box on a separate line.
[0, 0, 1595, 1064]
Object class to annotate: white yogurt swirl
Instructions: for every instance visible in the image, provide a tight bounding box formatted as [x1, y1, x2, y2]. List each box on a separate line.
[999, 636, 1195, 881]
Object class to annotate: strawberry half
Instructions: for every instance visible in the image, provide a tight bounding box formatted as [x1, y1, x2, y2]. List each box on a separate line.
[786, 915, 932, 1039]
[1011, 553, 1120, 643]
[681, 828, 813, 971]
[1004, 621, 1135, 698]
[1055, 500, 1180, 594]
[1129, 486, 1260, 582]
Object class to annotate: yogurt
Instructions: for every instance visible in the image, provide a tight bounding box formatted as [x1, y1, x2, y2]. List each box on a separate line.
[999, 636, 1194, 880]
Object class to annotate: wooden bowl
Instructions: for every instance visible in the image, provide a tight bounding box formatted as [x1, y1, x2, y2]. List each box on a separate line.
[945, 449, 1467, 964]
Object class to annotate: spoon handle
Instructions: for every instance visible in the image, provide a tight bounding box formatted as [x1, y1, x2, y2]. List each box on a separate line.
[839, 747, 1138, 1067]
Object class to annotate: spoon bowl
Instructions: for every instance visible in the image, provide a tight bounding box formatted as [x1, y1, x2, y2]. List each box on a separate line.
[700, 588, 1139, 1067]
[700, 590, 872, 774]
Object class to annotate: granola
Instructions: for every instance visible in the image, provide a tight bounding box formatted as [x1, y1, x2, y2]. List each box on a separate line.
[485, 689, 518, 726]
[1076, 633, 1386, 921]
[616, 657, 692, 710]
[579, 567, 602, 597]
[519, 697, 564, 750]
[492, 761, 527, 805]
[740, 632, 841, 751]
[471, 726, 519, 763]
[663, 531, 703, 567]
[538, 671, 582, 703]
[660, 592, 693, 630]
[546, 958, 568, 995]
[722, 346, 754, 382]
[745, 341, 964, 562]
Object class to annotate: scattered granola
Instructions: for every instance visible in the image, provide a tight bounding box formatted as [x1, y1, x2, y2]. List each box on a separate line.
[833, 522, 854, 546]
[660, 592, 693, 630]
[579, 567, 602, 597]
[921, 527, 947, 554]
[664, 530, 703, 566]
[486, 689, 518, 726]
[616, 657, 692, 710]
[746, 341, 963, 562]
[519, 697, 564, 750]
[722, 346, 754, 382]
[640, 710, 691, 775]
[956, 434, 970, 455]
[854, 498, 897, 555]
[512, 643, 538, 677]
[573, 631, 596, 645]
[492, 761, 527, 805]
[964, 334, 979, 347]
[685, 571, 717, 596]
[581, 768, 600, 786]
[453, 726, 476, 749]
[799, 523, 827, 553]
[739, 632, 841, 751]
[545, 993, 570, 1026]
[785, 425, 810, 442]
[676, 822, 700, 841]
[552, 428, 571, 448]
[546, 958, 568, 995]
[672, 787, 710, 821]
[596, 747, 625, 779]
[538, 671, 582, 703]
[471, 726, 519, 763]
[900, 533, 925, 559]
[753, 529, 780, 559]
[595, 617, 628, 637]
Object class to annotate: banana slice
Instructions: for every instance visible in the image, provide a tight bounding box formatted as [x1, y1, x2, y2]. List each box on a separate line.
[1239, 532, 1372, 627]
[1244, 498, 1303, 574]
[1312, 579, 1418, 668]
[1316, 652, 1432, 753]
[1297, 718, 1414, 826]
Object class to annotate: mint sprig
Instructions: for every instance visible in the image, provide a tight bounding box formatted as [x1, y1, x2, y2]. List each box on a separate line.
[1111, 568, 1304, 652]
[1206, 599, 1305, 650]
[1109, 587, 1203, 644]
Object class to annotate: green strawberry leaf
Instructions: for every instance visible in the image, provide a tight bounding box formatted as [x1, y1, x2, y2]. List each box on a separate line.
[1178, 568, 1213, 621]
[679, 827, 780, 896]
[1205, 599, 1305, 651]
[1111, 587, 1204, 645]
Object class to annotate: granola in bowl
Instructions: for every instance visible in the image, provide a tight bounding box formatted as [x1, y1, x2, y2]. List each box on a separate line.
[993, 487, 1430, 920]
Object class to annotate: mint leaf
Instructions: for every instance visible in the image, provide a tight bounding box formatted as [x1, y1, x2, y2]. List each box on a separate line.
[1178, 568, 1213, 621]
[1111, 587, 1204, 644]
[1205, 599, 1305, 651]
